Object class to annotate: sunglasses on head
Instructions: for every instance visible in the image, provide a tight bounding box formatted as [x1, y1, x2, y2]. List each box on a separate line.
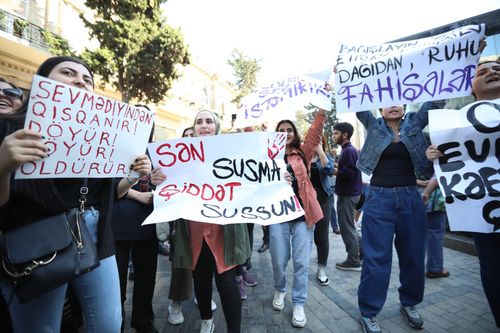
[0, 88, 23, 100]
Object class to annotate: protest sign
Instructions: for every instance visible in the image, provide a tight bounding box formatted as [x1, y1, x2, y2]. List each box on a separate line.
[15, 75, 155, 179]
[335, 24, 485, 112]
[143, 131, 304, 225]
[233, 75, 332, 128]
[429, 99, 499, 233]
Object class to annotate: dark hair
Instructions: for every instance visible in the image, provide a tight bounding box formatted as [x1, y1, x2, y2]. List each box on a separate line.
[2, 57, 93, 124]
[182, 126, 194, 137]
[333, 122, 354, 139]
[275, 119, 301, 149]
[135, 104, 151, 111]
[37, 56, 94, 87]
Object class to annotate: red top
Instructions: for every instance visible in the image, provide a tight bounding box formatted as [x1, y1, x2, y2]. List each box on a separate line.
[188, 221, 236, 274]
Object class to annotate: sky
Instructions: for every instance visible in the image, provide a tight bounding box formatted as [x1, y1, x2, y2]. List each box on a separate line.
[163, 0, 500, 85]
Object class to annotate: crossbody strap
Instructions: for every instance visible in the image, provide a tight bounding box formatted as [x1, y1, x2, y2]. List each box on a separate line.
[79, 179, 88, 212]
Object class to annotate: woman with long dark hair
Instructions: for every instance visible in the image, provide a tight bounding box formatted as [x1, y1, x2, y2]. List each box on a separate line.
[270, 108, 326, 328]
[0, 56, 151, 332]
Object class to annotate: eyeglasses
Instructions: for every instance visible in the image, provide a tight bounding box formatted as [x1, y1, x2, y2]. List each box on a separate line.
[0, 88, 23, 100]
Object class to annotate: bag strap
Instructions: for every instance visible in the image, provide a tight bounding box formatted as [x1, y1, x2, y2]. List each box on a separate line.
[73, 178, 88, 248]
[79, 179, 88, 212]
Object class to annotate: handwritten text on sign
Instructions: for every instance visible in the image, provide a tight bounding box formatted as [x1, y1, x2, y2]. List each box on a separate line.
[15, 75, 154, 178]
[335, 24, 485, 112]
[429, 100, 499, 233]
[233, 76, 332, 128]
[143, 132, 304, 225]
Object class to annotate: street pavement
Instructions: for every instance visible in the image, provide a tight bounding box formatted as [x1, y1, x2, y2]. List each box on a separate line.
[123, 227, 498, 333]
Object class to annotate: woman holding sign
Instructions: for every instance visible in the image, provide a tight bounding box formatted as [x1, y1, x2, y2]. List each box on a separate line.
[354, 99, 445, 333]
[426, 55, 500, 328]
[270, 108, 326, 328]
[172, 110, 251, 333]
[0, 56, 151, 332]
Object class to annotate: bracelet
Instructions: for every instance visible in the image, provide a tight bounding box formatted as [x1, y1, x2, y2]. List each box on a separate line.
[126, 177, 136, 185]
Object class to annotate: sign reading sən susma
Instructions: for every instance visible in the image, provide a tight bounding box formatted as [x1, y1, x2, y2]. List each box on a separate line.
[143, 131, 305, 225]
[15, 75, 155, 179]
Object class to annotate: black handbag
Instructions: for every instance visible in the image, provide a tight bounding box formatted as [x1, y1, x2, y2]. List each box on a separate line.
[67, 178, 100, 276]
[0, 179, 100, 303]
[0, 213, 77, 303]
[67, 208, 100, 275]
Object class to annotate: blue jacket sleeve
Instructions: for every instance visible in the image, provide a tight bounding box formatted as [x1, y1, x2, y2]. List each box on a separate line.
[356, 110, 376, 129]
[413, 100, 447, 130]
[315, 154, 335, 176]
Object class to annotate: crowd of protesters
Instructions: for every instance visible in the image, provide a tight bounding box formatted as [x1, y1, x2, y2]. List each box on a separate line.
[0, 47, 498, 333]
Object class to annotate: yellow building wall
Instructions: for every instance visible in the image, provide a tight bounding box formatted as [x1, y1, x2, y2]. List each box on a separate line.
[0, 1, 237, 142]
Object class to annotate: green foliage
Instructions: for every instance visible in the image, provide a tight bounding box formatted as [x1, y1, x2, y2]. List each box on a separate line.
[80, 0, 190, 103]
[227, 48, 261, 104]
[40, 29, 75, 57]
[302, 90, 339, 150]
[13, 18, 28, 37]
[294, 109, 310, 138]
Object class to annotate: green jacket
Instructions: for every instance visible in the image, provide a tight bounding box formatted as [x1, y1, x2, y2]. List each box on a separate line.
[173, 220, 251, 270]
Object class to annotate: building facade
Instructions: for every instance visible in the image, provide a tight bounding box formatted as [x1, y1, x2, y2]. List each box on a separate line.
[0, 0, 236, 141]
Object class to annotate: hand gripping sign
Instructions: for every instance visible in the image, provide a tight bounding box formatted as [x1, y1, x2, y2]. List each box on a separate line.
[429, 99, 500, 233]
[15, 75, 154, 179]
[143, 131, 304, 225]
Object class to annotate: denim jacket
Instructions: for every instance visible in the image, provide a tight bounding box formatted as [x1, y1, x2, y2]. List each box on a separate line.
[312, 154, 335, 196]
[356, 101, 445, 180]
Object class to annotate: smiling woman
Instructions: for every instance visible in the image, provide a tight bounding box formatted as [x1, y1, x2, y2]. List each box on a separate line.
[0, 78, 24, 115]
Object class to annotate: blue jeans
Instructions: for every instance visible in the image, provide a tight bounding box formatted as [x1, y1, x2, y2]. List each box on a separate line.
[426, 211, 447, 273]
[0, 256, 121, 332]
[269, 220, 314, 306]
[358, 186, 426, 318]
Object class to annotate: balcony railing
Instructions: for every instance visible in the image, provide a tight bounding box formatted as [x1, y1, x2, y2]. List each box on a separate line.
[0, 8, 55, 50]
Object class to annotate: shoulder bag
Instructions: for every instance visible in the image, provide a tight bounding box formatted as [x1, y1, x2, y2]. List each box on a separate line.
[0, 179, 99, 303]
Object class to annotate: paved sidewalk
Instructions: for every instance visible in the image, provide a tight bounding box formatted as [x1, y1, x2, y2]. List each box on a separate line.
[123, 227, 498, 333]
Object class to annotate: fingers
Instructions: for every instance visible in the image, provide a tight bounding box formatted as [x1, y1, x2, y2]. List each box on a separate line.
[0, 129, 48, 172]
[131, 154, 152, 176]
[13, 128, 43, 140]
[150, 166, 167, 185]
[426, 145, 443, 161]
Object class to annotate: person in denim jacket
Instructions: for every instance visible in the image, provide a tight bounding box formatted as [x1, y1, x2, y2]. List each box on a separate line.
[355, 100, 445, 333]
